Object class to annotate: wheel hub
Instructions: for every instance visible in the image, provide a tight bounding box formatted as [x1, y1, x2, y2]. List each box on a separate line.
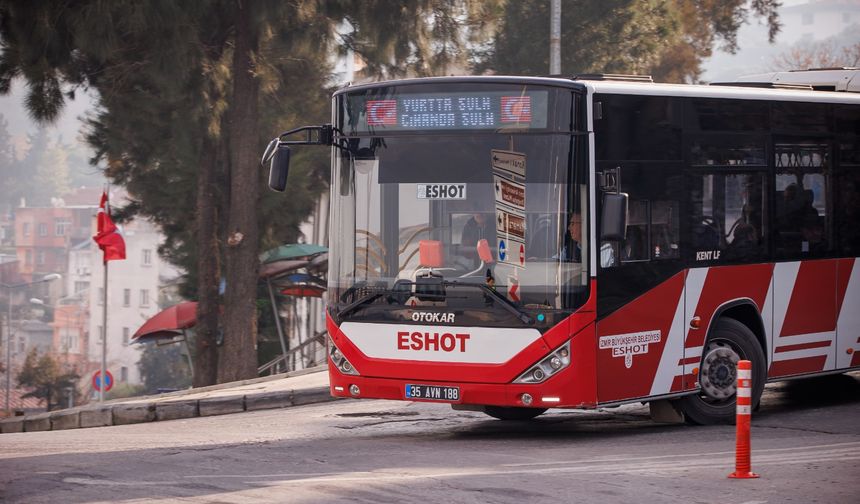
[699, 342, 740, 400]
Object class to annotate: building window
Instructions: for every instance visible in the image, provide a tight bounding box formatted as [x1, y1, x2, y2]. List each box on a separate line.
[123, 288, 131, 307]
[55, 218, 70, 236]
[37, 250, 46, 265]
[142, 249, 152, 266]
[25, 250, 32, 266]
[120, 366, 128, 383]
[140, 289, 150, 307]
[98, 287, 104, 305]
[122, 327, 130, 345]
[38, 223, 48, 236]
[22, 222, 30, 237]
[60, 327, 78, 353]
[74, 281, 88, 293]
[97, 325, 104, 343]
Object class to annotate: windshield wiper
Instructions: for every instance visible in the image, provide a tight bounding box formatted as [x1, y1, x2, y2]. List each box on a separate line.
[336, 291, 385, 319]
[444, 280, 534, 325]
[335, 281, 533, 325]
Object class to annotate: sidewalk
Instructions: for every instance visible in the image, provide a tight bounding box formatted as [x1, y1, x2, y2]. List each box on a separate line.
[0, 366, 335, 434]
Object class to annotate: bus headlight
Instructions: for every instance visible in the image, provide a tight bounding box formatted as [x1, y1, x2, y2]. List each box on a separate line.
[329, 338, 359, 376]
[513, 341, 571, 384]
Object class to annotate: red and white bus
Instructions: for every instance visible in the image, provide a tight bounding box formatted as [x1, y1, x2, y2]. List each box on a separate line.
[265, 70, 860, 424]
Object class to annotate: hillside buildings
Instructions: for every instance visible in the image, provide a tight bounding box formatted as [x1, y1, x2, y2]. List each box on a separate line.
[1, 187, 179, 410]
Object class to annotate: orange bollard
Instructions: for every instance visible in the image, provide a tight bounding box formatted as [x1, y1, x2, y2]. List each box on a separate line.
[728, 359, 759, 479]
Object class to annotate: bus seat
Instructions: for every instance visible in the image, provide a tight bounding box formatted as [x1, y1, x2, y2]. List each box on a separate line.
[418, 240, 443, 268]
[692, 218, 720, 249]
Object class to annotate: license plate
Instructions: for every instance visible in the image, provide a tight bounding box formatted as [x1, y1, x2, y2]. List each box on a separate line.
[405, 384, 460, 402]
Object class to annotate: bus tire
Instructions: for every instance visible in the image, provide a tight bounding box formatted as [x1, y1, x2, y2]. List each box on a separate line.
[484, 406, 547, 421]
[678, 318, 766, 425]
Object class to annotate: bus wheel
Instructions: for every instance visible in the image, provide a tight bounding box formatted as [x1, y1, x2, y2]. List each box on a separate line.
[484, 406, 547, 421]
[678, 318, 766, 425]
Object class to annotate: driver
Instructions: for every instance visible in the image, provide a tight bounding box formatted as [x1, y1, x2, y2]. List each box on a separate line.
[559, 212, 582, 262]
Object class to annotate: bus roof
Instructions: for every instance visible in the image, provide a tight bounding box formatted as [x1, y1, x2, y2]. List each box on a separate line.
[337, 73, 860, 105]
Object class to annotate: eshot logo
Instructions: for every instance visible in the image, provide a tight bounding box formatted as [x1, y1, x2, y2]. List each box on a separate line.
[599, 330, 662, 368]
[417, 184, 466, 200]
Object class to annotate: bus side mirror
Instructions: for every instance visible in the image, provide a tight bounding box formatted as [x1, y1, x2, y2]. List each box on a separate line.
[268, 143, 291, 192]
[601, 192, 628, 241]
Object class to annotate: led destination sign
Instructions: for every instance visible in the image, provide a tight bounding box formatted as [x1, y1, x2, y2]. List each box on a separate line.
[350, 90, 549, 132]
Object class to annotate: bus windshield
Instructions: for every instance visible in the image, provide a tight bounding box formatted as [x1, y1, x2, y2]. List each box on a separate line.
[328, 82, 588, 327]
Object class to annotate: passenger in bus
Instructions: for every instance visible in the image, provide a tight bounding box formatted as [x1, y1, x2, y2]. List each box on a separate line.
[559, 212, 582, 262]
[800, 212, 827, 254]
[778, 183, 808, 230]
[460, 213, 494, 267]
[726, 223, 758, 260]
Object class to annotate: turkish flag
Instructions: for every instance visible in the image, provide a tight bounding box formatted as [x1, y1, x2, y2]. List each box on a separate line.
[93, 191, 126, 263]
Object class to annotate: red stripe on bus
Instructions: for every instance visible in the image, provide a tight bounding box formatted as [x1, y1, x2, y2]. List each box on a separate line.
[685, 264, 772, 349]
[774, 340, 832, 353]
[678, 356, 701, 366]
[781, 260, 837, 337]
[768, 356, 827, 377]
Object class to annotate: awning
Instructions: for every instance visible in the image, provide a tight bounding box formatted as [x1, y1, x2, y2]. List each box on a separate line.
[259, 259, 309, 279]
[260, 243, 327, 264]
[275, 272, 326, 298]
[132, 301, 198, 343]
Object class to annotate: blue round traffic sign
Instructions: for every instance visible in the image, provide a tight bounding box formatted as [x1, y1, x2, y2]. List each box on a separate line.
[498, 240, 507, 261]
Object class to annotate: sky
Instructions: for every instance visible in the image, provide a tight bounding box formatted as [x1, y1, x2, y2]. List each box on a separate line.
[0, 0, 857, 178]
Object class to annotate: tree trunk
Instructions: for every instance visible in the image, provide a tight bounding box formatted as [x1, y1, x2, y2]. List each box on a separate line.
[218, 0, 261, 383]
[193, 136, 221, 387]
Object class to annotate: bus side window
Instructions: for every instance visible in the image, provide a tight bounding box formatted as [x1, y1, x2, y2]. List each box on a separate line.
[774, 141, 832, 259]
[836, 156, 860, 256]
[621, 200, 649, 263]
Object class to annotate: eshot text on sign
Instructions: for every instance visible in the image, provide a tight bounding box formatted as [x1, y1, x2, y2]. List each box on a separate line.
[417, 183, 467, 200]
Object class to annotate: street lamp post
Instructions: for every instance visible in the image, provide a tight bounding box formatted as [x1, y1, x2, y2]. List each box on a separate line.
[2, 273, 61, 413]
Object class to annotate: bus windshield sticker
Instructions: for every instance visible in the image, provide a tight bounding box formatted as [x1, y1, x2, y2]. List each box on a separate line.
[494, 176, 525, 212]
[491, 149, 526, 179]
[416, 183, 467, 200]
[598, 330, 662, 369]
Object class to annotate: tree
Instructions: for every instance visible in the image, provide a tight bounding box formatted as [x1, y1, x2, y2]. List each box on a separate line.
[0, 113, 18, 212]
[770, 40, 860, 71]
[0, 0, 501, 385]
[17, 348, 79, 411]
[476, 0, 781, 83]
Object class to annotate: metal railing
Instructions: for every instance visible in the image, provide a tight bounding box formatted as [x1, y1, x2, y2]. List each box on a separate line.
[258, 330, 327, 376]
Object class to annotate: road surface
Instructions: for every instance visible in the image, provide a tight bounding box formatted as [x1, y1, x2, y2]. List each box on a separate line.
[1, 373, 859, 503]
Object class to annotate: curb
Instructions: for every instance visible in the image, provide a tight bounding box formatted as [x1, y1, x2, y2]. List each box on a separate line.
[1, 369, 335, 434]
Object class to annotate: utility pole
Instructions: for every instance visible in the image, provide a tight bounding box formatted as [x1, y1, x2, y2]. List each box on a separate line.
[550, 0, 561, 75]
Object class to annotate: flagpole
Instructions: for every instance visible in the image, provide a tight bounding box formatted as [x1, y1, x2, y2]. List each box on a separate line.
[99, 186, 109, 402]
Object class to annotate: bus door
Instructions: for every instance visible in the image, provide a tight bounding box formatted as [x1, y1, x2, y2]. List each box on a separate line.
[595, 161, 685, 404]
